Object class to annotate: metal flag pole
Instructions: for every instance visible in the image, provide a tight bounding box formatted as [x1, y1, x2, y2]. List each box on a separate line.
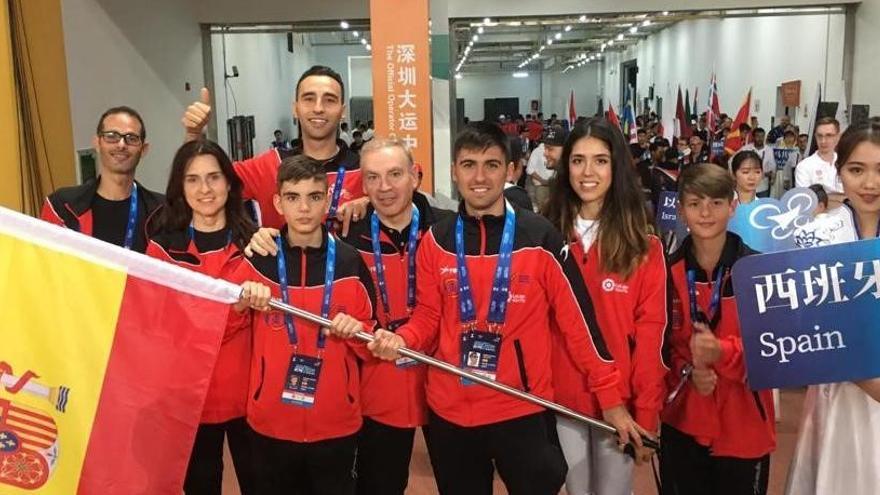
[267, 298, 659, 451]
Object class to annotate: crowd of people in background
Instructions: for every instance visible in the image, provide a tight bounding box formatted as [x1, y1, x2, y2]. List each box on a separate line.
[38, 62, 880, 495]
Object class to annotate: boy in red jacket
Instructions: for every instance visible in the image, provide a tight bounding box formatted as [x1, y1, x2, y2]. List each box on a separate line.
[233, 155, 375, 494]
[661, 164, 775, 495]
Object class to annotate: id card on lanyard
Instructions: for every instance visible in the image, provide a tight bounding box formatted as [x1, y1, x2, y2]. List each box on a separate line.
[326, 165, 347, 231]
[371, 206, 421, 368]
[666, 266, 726, 404]
[123, 183, 139, 250]
[456, 202, 516, 385]
[276, 234, 336, 408]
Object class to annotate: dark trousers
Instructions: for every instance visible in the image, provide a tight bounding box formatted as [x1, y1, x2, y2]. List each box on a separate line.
[427, 410, 567, 495]
[250, 429, 357, 495]
[184, 417, 256, 495]
[659, 424, 770, 495]
[356, 417, 418, 495]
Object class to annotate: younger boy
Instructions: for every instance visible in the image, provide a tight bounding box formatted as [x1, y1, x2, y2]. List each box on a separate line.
[233, 155, 375, 494]
[660, 164, 776, 495]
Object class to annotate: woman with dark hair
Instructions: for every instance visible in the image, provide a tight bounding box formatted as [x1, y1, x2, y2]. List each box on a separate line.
[788, 118, 880, 494]
[544, 118, 666, 494]
[147, 139, 263, 494]
[731, 150, 763, 206]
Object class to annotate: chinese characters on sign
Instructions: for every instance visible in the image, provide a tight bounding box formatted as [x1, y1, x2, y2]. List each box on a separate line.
[752, 259, 880, 314]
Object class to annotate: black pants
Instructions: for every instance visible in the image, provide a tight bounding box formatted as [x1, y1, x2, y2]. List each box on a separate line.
[659, 424, 770, 495]
[427, 410, 567, 495]
[184, 417, 256, 495]
[356, 417, 419, 495]
[250, 429, 357, 495]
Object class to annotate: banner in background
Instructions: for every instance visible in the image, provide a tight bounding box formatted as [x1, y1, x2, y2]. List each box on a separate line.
[370, 0, 434, 192]
[732, 237, 880, 389]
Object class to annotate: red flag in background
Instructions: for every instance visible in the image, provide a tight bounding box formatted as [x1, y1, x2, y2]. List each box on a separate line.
[567, 89, 577, 128]
[725, 88, 753, 155]
[675, 86, 692, 138]
[607, 103, 621, 129]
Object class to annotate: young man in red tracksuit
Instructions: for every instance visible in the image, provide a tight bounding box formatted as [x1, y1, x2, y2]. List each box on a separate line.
[41, 106, 163, 253]
[233, 155, 376, 494]
[660, 164, 775, 495]
[182, 66, 367, 230]
[244, 137, 452, 494]
[348, 122, 645, 495]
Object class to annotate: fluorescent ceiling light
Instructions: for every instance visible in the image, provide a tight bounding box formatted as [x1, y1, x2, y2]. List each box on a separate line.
[564, 25, 572, 32]
[512, 71, 529, 78]
[554, 32, 562, 40]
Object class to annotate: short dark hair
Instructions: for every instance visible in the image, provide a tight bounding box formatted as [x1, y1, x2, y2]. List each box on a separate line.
[637, 128, 647, 135]
[678, 163, 735, 201]
[815, 117, 840, 132]
[341, 122, 349, 130]
[453, 121, 510, 163]
[296, 65, 345, 101]
[754, 127, 766, 135]
[97, 106, 146, 139]
[277, 155, 327, 191]
[731, 150, 762, 174]
[809, 184, 828, 208]
[835, 117, 880, 170]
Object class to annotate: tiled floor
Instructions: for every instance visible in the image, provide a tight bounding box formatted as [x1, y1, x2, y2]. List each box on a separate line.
[222, 389, 805, 494]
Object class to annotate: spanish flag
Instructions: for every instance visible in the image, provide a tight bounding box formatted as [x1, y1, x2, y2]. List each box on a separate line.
[0, 207, 241, 494]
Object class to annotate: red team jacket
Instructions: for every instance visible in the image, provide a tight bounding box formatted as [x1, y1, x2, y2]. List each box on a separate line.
[145, 228, 251, 424]
[233, 140, 363, 227]
[661, 233, 775, 458]
[552, 235, 669, 433]
[341, 193, 451, 429]
[396, 206, 623, 427]
[40, 177, 164, 253]
[233, 229, 376, 442]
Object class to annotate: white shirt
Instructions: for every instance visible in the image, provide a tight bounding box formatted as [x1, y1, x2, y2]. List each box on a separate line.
[526, 143, 554, 183]
[364, 128, 375, 140]
[574, 217, 599, 252]
[795, 152, 842, 193]
[339, 131, 353, 146]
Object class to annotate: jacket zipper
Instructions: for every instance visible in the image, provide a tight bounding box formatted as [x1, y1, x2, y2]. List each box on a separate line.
[478, 218, 487, 255]
[253, 356, 265, 401]
[513, 340, 530, 393]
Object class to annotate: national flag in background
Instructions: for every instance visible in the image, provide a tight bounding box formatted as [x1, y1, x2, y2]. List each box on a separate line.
[675, 86, 692, 139]
[607, 102, 621, 129]
[621, 86, 638, 143]
[836, 80, 850, 134]
[724, 88, 753, 155]
[0, 207, 240, 494]
[566, 89, 577, 128]
[707, 73, 721, 135]
[684, 88, 692, 126]
[692, 87, 699, 121]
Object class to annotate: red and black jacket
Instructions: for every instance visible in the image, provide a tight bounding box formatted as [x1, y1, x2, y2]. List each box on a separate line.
[232, 229, 376, 442]
[341, 192, 452, 428]
[145, 228, 251, 424]
[234, 139, 363, 228]
[396, 204, 623, 427]
[552, 235, 669, 433]
[40, 177, 164, 253]
[661, 232, 775, 458]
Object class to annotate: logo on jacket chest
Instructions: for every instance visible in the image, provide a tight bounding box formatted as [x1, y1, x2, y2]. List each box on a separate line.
[601, 278, 629, 294]
[440, 270, 531, 302]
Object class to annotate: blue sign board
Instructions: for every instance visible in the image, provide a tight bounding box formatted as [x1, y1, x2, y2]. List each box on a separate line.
[731, 237, 880, 389]
[728, 187, 817, 253]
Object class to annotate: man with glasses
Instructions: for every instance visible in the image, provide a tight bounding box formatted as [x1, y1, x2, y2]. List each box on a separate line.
[41, 106, 164, 253]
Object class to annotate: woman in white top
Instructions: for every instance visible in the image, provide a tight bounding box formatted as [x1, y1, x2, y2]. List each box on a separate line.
[787, 118, 880, 495]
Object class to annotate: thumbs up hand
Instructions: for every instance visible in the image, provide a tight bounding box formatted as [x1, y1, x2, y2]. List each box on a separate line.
[182, 87, 212, 141]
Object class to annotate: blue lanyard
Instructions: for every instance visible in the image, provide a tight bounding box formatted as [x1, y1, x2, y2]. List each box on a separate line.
[455, 202, 516, 329]
[370, 205, 420, 317]
[686, 266, 724, 325]
[123, 183, 139, 250]
[276, 233, 336, 349]
[326, 165, 347, 228]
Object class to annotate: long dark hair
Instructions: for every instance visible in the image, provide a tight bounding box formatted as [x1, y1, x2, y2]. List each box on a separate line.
[544, 117, 650, 279]
[159, 139, 256, 250]
[836, 117, 880, 170]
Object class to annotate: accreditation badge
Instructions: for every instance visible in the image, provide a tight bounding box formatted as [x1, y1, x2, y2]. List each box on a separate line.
[459, 330, 501, 385]
[281, 355, 322, 408]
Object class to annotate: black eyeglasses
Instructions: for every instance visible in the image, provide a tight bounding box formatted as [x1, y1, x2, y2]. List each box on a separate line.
[98, 131, 143, 146]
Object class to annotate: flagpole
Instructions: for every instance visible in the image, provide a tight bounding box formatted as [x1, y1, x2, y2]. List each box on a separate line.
[266, 298, 660, 451]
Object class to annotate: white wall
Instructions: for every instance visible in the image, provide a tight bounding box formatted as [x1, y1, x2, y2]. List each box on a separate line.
[211, 32, 299, 153]
[853, 0, 880, 115]
[599, 13, 846, 136]
[61, 0, 203, 191]
[455, 64, 601, 122]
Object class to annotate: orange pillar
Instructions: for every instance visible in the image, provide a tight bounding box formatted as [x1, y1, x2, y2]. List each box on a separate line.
[369, 0, 434, 193]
